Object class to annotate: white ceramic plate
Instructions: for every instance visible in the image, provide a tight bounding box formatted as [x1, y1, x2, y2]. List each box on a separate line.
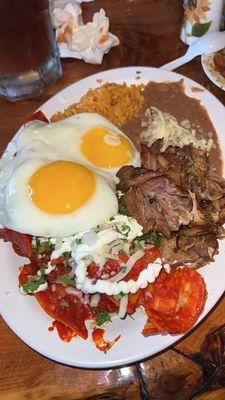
[1, 67, 225, 369]
[201, 53, 225, 91]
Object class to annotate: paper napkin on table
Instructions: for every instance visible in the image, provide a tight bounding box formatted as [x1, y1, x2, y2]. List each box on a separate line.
[50, 0, 120, 64]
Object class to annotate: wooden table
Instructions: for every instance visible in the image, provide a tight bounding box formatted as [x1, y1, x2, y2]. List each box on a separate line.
[0, 1, 225, 399]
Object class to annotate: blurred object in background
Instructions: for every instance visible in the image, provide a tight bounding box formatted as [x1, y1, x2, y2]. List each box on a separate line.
[0, 0, 62, 102]
[50, 0, 120, 64]
[220, 0, 225, 30]
[180, 0, 223, 45]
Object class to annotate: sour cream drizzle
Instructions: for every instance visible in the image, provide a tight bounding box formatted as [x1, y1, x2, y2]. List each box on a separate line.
[37, 214, 167, 296]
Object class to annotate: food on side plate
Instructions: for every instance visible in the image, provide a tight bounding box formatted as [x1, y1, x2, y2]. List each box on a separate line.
[214, 49, 225, 78]
[0, 79, 223, 352]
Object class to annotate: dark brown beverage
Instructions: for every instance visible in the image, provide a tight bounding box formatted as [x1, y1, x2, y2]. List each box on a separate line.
[0, 0, 55, 74]
[0, 0, 62, 101]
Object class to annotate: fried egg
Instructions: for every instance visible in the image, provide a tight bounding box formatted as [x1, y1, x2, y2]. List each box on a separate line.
[15, 113, 141, 176]
[1, 159, 118, 237]
[0, 112, 141, 237]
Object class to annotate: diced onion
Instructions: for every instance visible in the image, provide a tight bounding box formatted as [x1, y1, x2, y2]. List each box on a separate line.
[65, 286, 83, 299]
[90, 293, 100, 307]
[111, 244, 124, 255]
[106, 254, 119, 261]
[55, 238, 63, 251]
[110, 250, 144, 283]
[83, 294, 90, 304]
[118, 295, 128, 318]
[67, 262, 76, 278]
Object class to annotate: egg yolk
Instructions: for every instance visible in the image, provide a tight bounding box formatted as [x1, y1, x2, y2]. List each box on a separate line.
[28, 161, 95, 214]
[81, 127, 134, 168]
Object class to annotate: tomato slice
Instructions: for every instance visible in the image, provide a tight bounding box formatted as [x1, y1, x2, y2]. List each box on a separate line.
[35, 283, 89, 339]
[24, 110, 49, 124]
[140, 267, 207, 335]
[0, 228, 32, 258]
[124, 247, 161, 282]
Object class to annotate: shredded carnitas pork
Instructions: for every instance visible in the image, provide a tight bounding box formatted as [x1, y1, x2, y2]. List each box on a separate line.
[117, 140, 225, 269]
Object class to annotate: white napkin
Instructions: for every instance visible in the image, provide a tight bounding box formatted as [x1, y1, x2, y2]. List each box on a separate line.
[50, 1, 120, 64]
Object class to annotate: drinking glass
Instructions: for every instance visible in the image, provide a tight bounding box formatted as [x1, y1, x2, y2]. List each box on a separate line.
[0, 0, 62, 101]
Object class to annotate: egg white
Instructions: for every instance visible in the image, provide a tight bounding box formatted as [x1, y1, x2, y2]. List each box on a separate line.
[14, 113, 141, 177]
[2, 158, 118, 237]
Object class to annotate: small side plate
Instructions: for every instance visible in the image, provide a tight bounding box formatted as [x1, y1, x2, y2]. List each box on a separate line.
[201, 53, 225, 91]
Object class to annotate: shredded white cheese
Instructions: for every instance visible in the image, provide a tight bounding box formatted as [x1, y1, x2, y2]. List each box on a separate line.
[141, 106, 213, 152]
[118, 294, 128, 318]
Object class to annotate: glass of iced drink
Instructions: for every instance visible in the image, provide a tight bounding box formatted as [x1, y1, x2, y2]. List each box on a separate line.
[0, 0, 62, 101]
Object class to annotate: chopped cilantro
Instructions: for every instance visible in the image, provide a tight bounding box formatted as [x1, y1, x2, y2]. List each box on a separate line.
[113, 292, 125, 301]
[109, 216, 115, 221]
[63, 252, 72, 264]
[60, 299, 69, 308]
[121, 225, 131, 235]
[21, 276, 46, 294]
[136, 70, 141, 74]
[94, 308, 111, 327]
[39, 265, 48, 276]
[31, 238, 40, 255]
[93, 225, 101, 233]
[118, 202, 126, 214]
[76, 238, 82, 245]
[32, 239, 54, 255]
[57, 275, 76, 287]
[130, 241, 143, 255]
[136, 232, 161, 248]
[114, 224, 130, 237]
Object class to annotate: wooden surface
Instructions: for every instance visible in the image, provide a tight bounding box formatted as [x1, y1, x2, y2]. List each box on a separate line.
[0, 1, 225, 399]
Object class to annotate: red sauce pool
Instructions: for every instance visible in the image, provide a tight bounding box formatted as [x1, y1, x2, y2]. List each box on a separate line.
[49, 320, 76, 342]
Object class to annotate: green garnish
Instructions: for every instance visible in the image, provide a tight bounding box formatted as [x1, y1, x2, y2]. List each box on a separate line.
[76, 238, 82, 245]
[60, 299, 69, 308]
[93, 225, 101, 233]
[130, 241, 143, 255]
[136, 70, 141, 74]
[32, 239, 54, 255]
[94, 308, 111, 327]
[109, 216, 115, 221]
[118, 202, 126, 214]
[114, 224, 130, 237]
[39, 265, 48, 276]
[113, 292, 125, 301]
[57, 275, 76, 287]
[136, 232, 161, 248]
[21, 276, 46, 294]
[63, 252, 72, 264]
[41, 240, 54, 252]
[120, 249, 127, 257]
